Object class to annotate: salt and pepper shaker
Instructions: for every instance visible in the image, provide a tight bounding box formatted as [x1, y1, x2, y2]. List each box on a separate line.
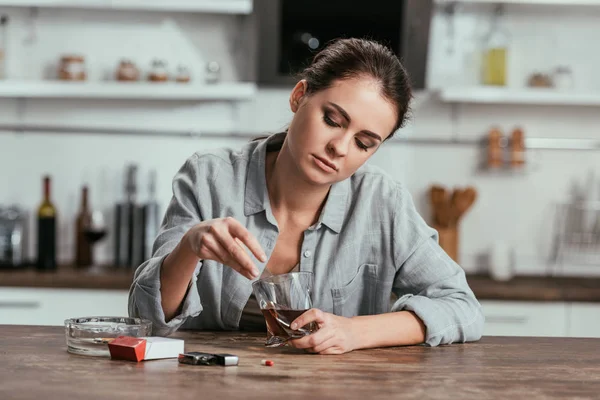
[487, 127, 504, 169]
[510, 127, 526, 168]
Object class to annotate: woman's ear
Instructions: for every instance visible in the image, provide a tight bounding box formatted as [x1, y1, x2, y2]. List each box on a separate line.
[289, 80, 308, 113]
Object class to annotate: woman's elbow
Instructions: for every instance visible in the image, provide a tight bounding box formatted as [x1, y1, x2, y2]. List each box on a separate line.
[466, 306, 485, 342]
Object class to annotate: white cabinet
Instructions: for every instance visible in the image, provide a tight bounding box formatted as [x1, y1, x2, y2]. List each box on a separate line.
[480, 300, 569, 337]
[0, 287, 129, 326]
[568, 303, 600, 338]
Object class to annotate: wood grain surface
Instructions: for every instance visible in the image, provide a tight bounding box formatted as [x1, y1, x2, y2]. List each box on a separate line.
[0, 265, 133, 290]
[466, 274, 600, 302]
[1, 325, 599, 400]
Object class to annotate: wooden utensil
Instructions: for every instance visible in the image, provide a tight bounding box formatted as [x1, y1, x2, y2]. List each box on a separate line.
[430, 185, 451, 227]
[454, 187, 477, 222]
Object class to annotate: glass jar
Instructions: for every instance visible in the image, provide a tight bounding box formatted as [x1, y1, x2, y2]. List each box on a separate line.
[175, 64, 191, 83]
[205, 61, 221, 84]
[116, 59, 140, 82]
[148, 59, 168, 82]
[58, 54, 86, 81]
[554, 66, 574, 91]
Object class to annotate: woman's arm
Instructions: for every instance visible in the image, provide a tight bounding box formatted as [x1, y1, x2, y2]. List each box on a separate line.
[351, 311, 426, 348]
[128, 154, 206, 336]
[389, 232, 485, 346]
[160, 233, 201, 322]
[290, 184, 483, 353]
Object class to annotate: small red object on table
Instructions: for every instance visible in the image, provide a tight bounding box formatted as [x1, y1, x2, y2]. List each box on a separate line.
[108, 336, 146, 362]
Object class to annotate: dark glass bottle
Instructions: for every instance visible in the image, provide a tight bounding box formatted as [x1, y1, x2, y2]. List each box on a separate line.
[36, 176, 57, 271]
[75, 186, 92, 267]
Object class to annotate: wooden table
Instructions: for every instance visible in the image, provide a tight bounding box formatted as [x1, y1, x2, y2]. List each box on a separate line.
[1, 326, 599, 400]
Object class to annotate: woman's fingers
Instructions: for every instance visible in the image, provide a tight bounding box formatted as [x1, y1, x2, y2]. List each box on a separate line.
[290, 329, 334, 351]
[211, 225, 256, 275]
[291, 308, 326, 330]
[226, 217, 267, 262]
[204, 233, 258, 279]
[309, 335, 338, 354]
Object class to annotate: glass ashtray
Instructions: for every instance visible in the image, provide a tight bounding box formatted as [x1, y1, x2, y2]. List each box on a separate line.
[64, 316, 152, 357]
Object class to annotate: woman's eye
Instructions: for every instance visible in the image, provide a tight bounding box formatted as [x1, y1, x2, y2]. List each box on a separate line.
[323, 114, 339, 128]
[355, 139, 369, 151]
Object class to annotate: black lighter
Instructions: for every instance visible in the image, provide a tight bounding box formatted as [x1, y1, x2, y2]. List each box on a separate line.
[178, 352, 239, 366]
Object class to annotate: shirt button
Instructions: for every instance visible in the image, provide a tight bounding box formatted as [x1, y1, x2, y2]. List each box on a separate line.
[303, 250, 311, 258]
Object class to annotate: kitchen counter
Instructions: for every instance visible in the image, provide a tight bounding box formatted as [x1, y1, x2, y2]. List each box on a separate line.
[0, 264, 134, 290]
[466, 274, 600, 302]
[1, 265, 599, 302]
[1, 325, 599, 400]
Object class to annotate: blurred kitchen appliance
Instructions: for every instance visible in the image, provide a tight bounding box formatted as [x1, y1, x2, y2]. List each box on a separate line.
[114, 164, 139, 268]
[143, 169, 160, 264]
[0, 206, 26, 268]
[254, 0, 433, 89]
[114, 165, 160, 269]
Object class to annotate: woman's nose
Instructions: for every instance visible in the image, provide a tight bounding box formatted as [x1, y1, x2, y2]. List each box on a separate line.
[327, 134, 351, 157]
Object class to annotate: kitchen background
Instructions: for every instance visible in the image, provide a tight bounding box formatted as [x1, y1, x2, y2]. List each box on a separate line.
[0, 0, 599, 337]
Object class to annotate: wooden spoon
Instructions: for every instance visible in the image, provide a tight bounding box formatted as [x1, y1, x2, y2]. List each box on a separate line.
[430, 185, 451, 227]
[454, 186, 477, 223]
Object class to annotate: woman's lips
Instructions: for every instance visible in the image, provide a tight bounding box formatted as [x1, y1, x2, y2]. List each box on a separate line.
[313, 155, 337, 173]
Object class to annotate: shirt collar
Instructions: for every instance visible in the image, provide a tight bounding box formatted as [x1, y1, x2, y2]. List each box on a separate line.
[244, 132, 349, 234]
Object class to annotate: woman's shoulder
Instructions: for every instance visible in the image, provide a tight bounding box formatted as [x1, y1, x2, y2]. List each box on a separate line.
[350, 163, 407, 199]
[189, 140, 258, 167]
[350, 163, 434, 243]
[171, 141, 260, 189]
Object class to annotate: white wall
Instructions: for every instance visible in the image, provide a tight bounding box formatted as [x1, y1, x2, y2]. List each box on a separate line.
[1, 3, 599, 275]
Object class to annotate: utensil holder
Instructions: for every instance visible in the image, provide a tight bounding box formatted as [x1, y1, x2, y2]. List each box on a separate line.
[435, 225, 459, 263]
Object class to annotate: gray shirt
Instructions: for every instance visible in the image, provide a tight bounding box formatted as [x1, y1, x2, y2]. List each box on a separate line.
[128, 132, 484, 346]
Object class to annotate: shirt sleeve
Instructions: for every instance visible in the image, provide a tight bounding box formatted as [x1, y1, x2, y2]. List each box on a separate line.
[390, 186, 485, 346]
[128, 153, 210, 337]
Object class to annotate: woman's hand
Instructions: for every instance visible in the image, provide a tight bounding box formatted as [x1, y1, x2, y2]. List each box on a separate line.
[183, 217, 266, 279]
[288, 309, 358, 355]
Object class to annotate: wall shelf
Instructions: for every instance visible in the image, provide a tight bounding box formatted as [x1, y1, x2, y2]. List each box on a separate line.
[0, 0, 253, 14]
[391, 136, 600, 151]
[0, 81, 257, 101]
[436, 0, 600, 6]
[1, 123, 599, 151]
[438, 87, 600, 107]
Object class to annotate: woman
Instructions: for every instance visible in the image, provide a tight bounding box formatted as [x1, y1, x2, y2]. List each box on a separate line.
[129, 38, 484, 354]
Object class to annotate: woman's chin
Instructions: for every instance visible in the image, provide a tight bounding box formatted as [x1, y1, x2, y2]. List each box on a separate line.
[301, 164, 338, 186]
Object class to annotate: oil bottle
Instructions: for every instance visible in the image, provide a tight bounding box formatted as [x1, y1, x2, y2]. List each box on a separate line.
[482, 5, 509, 86]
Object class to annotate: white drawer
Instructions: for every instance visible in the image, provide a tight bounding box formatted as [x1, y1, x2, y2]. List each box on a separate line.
[480, 300, 568, 337]
[0, 287, 129, 326]
[568, 303, 600, 338]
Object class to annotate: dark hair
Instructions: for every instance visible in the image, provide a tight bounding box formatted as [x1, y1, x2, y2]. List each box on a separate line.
[298, 37, 413, 139]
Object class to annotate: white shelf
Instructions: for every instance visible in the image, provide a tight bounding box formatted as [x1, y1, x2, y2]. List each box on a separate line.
[438, 87, 600, 106]
[0, 0, 253, 14]
[0, 81, 257, 100]
[437, 0, 600, 6]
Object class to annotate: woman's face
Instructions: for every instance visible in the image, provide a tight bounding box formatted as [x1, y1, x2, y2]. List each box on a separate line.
[285, 77, 398, 186]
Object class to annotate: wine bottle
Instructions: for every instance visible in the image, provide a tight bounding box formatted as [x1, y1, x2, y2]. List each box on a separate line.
[36, 175, 57, 271]
[75, 186, 92, 267]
